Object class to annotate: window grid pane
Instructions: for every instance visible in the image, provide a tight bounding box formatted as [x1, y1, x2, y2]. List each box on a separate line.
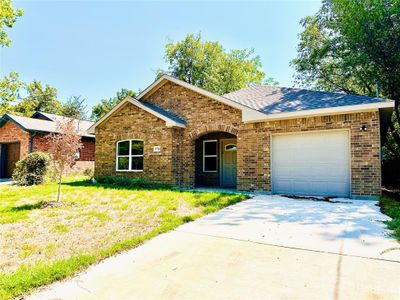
[116, 140, 144, 171]
[203, 140, 218, 172]
[204, 141, 217, 156]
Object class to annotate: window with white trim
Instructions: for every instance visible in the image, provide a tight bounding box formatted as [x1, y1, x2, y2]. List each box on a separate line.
[203, 140, 217, 172]
[116, 140, 144, 171]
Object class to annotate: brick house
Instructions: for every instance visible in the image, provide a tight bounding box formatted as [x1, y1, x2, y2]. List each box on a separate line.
[0, 111, 95, 178]
[88, 75, 394, 200]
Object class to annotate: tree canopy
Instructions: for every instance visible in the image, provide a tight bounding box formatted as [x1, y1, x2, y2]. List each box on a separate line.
[157, 33, 276, 95]
[62, 95, 88, 119]
[292, 0, 400, 159]
[0, 74, 90, 120]
[91, 88, 136, 121]
[0, 0, 23, 47]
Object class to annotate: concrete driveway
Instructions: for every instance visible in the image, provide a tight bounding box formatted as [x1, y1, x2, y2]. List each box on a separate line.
[29, 195, 400, 300]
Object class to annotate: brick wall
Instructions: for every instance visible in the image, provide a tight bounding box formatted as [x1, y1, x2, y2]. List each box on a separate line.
[32, 133, 95, 162]
[146, 81, 242, 188]
[0, 121, 30, 158]
[237, 112, 381, 197]
[80, 137, 95, 161]
[95, 81, 382, 197]
[95, 102, 177, 184]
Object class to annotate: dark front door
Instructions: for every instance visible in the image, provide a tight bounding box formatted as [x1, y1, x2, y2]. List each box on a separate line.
[5, 143, 20, 178]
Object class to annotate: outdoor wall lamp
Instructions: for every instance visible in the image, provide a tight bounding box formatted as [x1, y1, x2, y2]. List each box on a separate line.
[360, 125, 368, 131]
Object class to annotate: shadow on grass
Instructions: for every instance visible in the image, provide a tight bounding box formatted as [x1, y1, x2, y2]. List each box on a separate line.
[63, 180, 173, 192]
[10, 201, 47, 212]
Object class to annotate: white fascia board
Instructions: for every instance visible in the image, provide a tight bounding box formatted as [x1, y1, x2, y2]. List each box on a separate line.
[137, 74, 267, 121]
[243, 101, 394, 123]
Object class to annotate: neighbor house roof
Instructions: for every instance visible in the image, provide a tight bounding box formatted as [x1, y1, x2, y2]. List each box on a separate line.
[224, 86, 393, 121]
[0, 113, 95, 137]
[31, 111, 95, 134]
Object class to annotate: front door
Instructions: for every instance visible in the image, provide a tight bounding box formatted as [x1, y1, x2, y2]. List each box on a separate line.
[6, 143, 20, 178]
[221, 139, 237, 187]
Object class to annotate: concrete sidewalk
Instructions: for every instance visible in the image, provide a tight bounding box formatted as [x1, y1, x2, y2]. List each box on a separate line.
[28, 196, 400, 300]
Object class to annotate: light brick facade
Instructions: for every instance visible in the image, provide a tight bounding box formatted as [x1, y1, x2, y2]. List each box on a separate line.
[95, 81, 382, 198]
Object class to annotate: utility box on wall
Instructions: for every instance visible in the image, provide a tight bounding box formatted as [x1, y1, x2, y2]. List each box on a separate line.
[153, 146, 161, 153]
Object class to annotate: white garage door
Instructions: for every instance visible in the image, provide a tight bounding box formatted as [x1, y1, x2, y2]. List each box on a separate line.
[272, 130, 350, 197]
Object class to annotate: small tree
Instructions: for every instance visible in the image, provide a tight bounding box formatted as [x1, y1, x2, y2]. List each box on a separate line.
[47, 119, 82, 202]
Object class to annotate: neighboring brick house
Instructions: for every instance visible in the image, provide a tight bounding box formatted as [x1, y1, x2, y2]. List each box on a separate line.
[0, 112, 95, 178]
[88, 75, 394, 200]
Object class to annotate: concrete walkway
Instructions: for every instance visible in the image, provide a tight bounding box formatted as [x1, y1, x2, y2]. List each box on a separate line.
[0, 178, 12, 185]
[29, 195, 400, 300]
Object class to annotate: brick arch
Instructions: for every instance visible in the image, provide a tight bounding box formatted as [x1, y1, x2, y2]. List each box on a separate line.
[189, 124, 239, 140]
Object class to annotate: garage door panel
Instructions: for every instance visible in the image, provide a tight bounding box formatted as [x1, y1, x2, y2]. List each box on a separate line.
[272, 131, 350, 197]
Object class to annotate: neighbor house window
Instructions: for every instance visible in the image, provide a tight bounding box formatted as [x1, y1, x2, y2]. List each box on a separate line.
[203, 140, 217, 172]
[116, 140, 144, 171]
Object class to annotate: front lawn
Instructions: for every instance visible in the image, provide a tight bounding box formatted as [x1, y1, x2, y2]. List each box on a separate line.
[0, 177, 247, 299]
[380, 193, 400, 240]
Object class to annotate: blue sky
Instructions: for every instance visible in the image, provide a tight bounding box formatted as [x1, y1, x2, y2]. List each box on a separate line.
[1, 0, 321, 111]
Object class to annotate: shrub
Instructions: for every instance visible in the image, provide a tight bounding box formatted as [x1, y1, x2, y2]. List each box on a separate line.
[95, 176, 168, 189]
[12, 152, 50, 186]
[83, 168, 94, 178]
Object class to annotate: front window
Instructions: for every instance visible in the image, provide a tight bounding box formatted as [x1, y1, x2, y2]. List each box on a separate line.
[203, 140, 217, 172]
[116, 140, 144, 171]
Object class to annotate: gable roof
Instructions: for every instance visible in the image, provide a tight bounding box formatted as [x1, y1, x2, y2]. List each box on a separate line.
[224, 85, 394, 121]
[136, 74, 268, 122]
[89, 74, 395, 132]
[0, 113, 95, 137]
[87, 97, 186, 134]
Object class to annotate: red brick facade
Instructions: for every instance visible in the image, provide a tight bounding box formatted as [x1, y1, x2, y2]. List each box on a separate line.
[0, 120, 95, 176]
[94, 81, 383, 198]
[0, 122, 30, 158]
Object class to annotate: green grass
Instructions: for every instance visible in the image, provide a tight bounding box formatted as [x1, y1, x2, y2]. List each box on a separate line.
[379, 193, 400, 240]
[0, 177, 247, 299]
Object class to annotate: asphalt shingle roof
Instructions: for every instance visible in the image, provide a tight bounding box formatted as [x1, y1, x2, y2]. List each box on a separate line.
[224, 86, 392, 115]
[34, 112, 95, 134]
[1, 113, 94, 137]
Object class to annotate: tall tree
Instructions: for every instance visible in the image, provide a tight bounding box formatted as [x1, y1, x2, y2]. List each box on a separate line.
[91, 88, 136, 120]
[0, 0, 23, 47]
[157, 33, 273, 95]
[0, 71, 23, 115]
[14, 80, 62, 116]
[292, 0, 400, 159]
[62, 95, 87, 119]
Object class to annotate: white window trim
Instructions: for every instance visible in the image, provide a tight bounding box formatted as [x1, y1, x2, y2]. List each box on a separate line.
[203, 140, 217, 173]
[224, 144, 237, 151]
[116, 139, 144, 172]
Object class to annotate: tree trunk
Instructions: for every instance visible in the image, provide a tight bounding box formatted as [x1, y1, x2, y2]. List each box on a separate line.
[56, 166, 64, 203]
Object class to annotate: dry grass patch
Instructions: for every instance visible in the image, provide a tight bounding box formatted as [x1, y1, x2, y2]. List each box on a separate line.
[0, 177, 247, 299]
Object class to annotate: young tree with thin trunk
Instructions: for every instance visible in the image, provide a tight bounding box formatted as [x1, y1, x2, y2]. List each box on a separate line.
[47, 119, 82, 202]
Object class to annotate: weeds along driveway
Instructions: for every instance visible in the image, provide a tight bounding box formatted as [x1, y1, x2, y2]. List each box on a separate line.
[29, 195, 400, 300]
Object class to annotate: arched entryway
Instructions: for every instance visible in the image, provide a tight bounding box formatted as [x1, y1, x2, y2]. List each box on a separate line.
[194, 132, 237, 188]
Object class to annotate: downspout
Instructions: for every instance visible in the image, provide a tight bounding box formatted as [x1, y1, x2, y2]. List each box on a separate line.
[29, 132, 37, 153]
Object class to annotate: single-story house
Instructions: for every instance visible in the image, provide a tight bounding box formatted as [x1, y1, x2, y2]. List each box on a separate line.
[88, 75, 394, 200]
[0, 111, 95, 178]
